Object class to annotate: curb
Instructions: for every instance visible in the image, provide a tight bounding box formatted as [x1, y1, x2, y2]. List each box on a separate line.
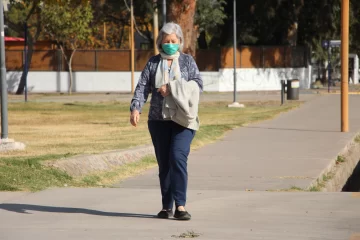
[316, 91, 360, 95]
[308, 133, 360, 192]
[44, 145, 155, 177]
[325, 92, 360, 95]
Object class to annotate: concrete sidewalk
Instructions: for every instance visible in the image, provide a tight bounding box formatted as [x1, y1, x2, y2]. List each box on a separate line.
[0, 188, 359, 240]
[1, 94, 360, 239]
[118, 94, 360, 191]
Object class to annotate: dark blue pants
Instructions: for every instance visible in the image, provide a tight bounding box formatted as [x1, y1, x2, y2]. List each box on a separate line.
[148, 120, 195, 210]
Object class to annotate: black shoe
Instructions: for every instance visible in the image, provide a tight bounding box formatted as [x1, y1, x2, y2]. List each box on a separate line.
[174, 209, 191, 220]
[157, 209, 173, 219]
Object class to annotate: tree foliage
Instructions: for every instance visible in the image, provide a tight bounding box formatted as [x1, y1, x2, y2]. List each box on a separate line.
[216, 0, 360, 67]
[41, 0, 93, 94]
[350, 1, 360, 55]
[297, 0, 341, 62]
[218, 0, 304, 46]
[5, 0, 360, 70]
[195, 0, 227, 49]
[42, 0, 93, 47]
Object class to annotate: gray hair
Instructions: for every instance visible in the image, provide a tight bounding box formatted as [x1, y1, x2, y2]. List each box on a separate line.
[156, 22, 184, 52]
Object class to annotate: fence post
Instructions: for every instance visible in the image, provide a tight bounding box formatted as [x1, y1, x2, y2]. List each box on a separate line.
[239, 46, 242, 68]
[218, 48, 221, 70]
[95, 50, 98, 71]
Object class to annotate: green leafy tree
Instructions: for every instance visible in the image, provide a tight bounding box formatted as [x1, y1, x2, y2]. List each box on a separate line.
[297, 0, 341, 82]
[195, 0, 227, 49]
[298, 0, 341, 58]
[218, 0, 304, 46]
[350, 0, 360, 55]
[41, 0, 93, 94]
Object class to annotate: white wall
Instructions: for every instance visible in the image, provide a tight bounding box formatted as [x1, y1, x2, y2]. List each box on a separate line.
[6, 67, 311, 93]
[217, 67, 311, 92]
[7, 71, 142, 93]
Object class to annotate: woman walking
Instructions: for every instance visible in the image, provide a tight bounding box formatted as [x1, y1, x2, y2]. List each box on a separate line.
[129, 22, 203, 220]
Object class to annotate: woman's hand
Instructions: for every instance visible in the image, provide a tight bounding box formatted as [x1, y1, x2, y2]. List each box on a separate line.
[157, 84, 170, 97]
[130, 110, 140, 127]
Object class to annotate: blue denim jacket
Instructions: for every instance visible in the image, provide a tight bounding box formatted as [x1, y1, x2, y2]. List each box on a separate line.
[130, 53, 203, 121]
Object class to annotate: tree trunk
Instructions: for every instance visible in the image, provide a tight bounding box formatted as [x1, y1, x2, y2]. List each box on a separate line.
[16, 36, 33, 95]
[68, 49, 77, 95]
[59, 45, 76, 95]
[197, 31, 207, 49]
[16, 19, 42, 95]
[167, 0, 197, 57]
[16, 29, 39, 94]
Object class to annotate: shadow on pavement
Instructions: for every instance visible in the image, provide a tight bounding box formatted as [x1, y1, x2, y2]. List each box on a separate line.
[0, 204, 156, 219]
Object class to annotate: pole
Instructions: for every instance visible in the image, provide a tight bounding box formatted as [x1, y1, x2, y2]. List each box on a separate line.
[327, 45, 331, 93]
[103, 22, 107, 49]
[153, 0, 159, 55]
[24, 23, 28, 102]
[227, 0, 244, 108]
[162, 0, 166, 26]
[103, 22, 106, 42]
[233, 0, 237, 103]
[281, 80, 285, 105]
[130, 0, 135, 93]
[341, 0, 349, 132]
[0, 0, 8, 139]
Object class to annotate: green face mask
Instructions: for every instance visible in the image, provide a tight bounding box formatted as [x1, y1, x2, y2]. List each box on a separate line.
[162, 43, 179, 55]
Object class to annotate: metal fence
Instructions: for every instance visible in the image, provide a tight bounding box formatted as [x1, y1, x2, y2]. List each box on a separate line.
[5, 46, 309, 72]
